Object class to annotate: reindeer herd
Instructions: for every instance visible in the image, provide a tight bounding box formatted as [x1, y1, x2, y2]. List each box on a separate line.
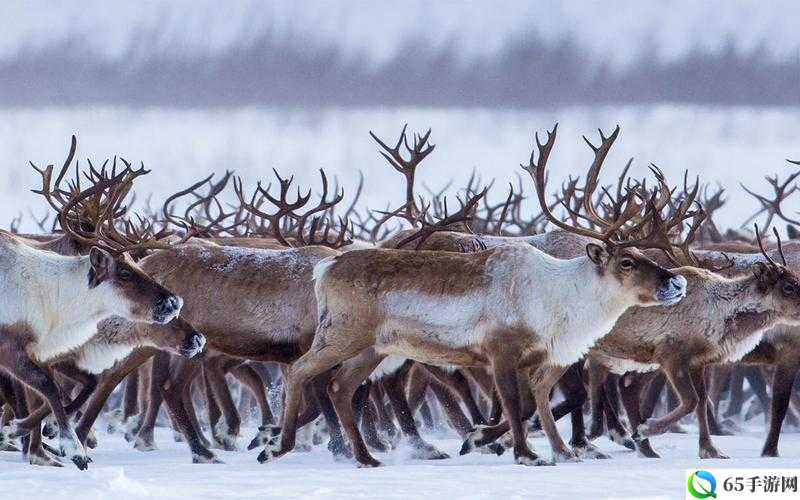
[1, 124, 800, 472]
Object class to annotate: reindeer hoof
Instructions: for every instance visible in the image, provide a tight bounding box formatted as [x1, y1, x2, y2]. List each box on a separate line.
[133, 436, 157, 452]
[29, 451, 63, 467]
[515, 453, 553, 466]
[409, 438, 449, 460]
[478, 442, 505, 456]
[700, 447, 729, 459]
[192, 452, 223, 464]
[553, 448, 581, 463]
[248, 425, 281, 451]
[212, 434, 238, 451]
[573, 443, 610, 459]
[632, 436, 661, 458]
[608, 429, 636, 450]
[762, 448, 779, 458]
[459, 426, 490, 456]
[410, 446, 449, 460]
[356, 457, 382, 468]
[71, 454, 92, 471]
[257, 434, 282, 464]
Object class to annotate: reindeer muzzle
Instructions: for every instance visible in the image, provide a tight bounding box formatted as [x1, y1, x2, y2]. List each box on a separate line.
[656, 275, 687, 306]
[153, 295, 183, 324]
[180, 331, 206, 358]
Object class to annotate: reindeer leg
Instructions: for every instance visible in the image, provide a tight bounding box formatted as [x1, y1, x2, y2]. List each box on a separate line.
[112, 368, 139, 436]
[15, 364, 98, 448]
[259, 336, 370, 464]
[618, 372, 659, 457]
[382, 363, 448, 460]
[355, 381, 389, 453]
[370, 381, 398, 444]
[14, 386, 61, 466]
[133, 352, 170, 451]
[423, 366, 487, 426]
[744, 366, 771, 420]
[158, 357, 220, 463]
[490, 357, 548, 466]
[560, 363, 609, 459]
[0, 374, 20, 452]
[640, 372, 665, 420]
[531, 364, 580, 463]
[232, 363, 275, 426]
[762, 357, 800, 457]
[722, 365, 747, 419]
[690, 365, 728, 459]
[327, 349, 386, 467]
[463, 367, 502, 426]
[707, 364, 732, 417]
[205, 358, 241, 451]
[586, 358, 609, 441]
[310, 370, 351, 458]
[426, 376, 475, 438]
[3, 351, 90, 470]
[76, 349, 155, 444]
[638, 364, 699, 445]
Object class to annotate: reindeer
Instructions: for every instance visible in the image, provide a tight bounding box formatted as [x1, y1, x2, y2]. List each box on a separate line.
[0, 171, 185, 469]
[579, 226, 800, 459]
[71, 168, 356, 464]
[252, 124, 686, 468]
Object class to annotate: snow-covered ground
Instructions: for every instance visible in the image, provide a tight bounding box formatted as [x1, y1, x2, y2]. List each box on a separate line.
[0, 420, 797, 500]
[2, 105, 800, 233]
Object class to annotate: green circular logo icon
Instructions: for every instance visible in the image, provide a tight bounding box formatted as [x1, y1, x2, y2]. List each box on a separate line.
[687, 470, 717, 499]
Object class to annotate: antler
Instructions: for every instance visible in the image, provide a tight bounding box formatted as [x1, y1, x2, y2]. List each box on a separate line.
[523, 124, 655, 247]
[369, 125, 435, 225]
[30, 135, 78, 214]
[57, 165, 185, 255]
[395, 188, 488, 250]
[234, 170, 311, 247]
[754, 223, 787, 269]
[741, 163, 800, 229]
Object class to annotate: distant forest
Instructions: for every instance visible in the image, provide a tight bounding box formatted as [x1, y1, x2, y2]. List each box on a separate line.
[2, 30, 799, 107]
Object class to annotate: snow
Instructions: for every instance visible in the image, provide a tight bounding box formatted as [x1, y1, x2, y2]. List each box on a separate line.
[2, 419, 799, 499]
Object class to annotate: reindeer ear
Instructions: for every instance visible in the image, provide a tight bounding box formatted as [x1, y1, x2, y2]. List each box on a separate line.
[88, 247, 114, 288]
[787, 224, 800, 240]
[586, 243, 606, 265]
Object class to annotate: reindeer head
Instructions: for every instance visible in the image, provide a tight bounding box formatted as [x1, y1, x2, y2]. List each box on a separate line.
[87, 247, 183, 324]
[752, 225, 800, 323]
[32, 137, 191, 325]
[586, 244, 687, 306]
[523, 123, 687, 309]
[137, 316, 206, 358]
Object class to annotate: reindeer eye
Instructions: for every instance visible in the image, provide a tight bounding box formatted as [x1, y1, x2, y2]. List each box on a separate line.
[619, 258, 635, 270]
[118, 270, 132, 281]
[783, 283, 796, 295]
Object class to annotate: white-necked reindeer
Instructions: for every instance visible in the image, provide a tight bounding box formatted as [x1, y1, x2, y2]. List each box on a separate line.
[0, 171, 184, 469]
[257, 125, 688, 467]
